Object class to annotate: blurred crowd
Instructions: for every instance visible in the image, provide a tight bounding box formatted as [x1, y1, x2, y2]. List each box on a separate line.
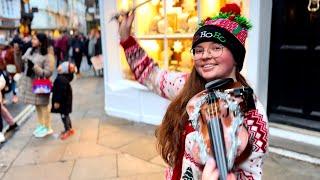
[0, 27, 102, 143]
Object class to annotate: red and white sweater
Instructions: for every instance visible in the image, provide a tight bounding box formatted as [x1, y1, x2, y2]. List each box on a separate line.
[120, 36, 269, 180]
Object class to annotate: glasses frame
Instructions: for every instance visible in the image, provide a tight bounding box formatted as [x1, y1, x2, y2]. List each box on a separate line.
[190, 44, 224, 60]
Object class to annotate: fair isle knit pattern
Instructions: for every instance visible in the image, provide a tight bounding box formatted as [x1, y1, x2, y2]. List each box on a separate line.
[245, 109, 269, 153]
[123, 42, 155, 83]
[121, 36, 188, 100]
[204, 18, 248, 45]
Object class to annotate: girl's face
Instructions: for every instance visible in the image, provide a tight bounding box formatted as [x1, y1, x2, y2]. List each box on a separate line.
[31, 35, 40, 48]
[192, 41, 236, 81]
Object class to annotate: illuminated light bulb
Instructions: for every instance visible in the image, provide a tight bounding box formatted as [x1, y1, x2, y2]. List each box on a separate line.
[182, 0, 196, 13]
[151, 0, 160, 6]
[173, 40, 183, 53]
[140, 40, 160, 60]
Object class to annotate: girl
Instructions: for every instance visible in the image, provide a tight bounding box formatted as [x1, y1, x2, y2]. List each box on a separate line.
[118, 4, 269, 180]
[16, 33, 53, 138]
[51, 62, 76, 140]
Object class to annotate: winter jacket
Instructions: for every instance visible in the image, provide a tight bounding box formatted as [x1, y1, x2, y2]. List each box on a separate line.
[51, 74, 73, 114]
[120, 36, 269, 180]
[16, 48, 53, 105]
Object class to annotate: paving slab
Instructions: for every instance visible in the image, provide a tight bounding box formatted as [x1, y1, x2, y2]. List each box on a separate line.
[150, 155, 167, 167]
[117, 153, 165, 177]
[98, 128, 144, 149]
[109, 172, 164, 180]
[263, 153, 320, 180]
[62, 141, 117, 160]
[13, 144, 67, 166]
[119, 136, 158, 161]
[2, 161, 74, 180]
[70, 155, 117, 180]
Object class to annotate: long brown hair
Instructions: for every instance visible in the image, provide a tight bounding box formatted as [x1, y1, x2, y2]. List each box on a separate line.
[155, 67, 250, 167]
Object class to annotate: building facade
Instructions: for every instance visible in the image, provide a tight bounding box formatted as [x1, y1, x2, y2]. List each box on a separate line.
[30, 0, 87, 34]
[99, 0, 273, 126]
[0, 0, 21, 42]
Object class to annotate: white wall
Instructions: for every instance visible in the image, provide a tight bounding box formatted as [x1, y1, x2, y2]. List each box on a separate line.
[246, 0, 273, 109]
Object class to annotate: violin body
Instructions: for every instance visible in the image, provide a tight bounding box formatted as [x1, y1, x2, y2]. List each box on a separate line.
[199, 78, 255, 179]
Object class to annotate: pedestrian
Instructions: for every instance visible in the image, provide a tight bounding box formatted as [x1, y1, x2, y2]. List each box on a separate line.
[118, 3, 269, 180]
[54, 30, 70, 67]
[71, 33, 84, 75]
[51, 61, 76, 140]
[0, 73, 18, 143]
[87, 29, 97, 67]
[15, 33, 53, 138]
[3, 42, 20, 103]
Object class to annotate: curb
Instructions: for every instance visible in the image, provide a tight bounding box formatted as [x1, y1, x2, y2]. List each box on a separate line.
[269, 146, 320, 165]
[269, 124, 320, 166]
[3, 105, 35, 133]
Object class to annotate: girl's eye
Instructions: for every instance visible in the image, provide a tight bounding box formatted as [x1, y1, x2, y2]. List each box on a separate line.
[194, 48, 204, 54]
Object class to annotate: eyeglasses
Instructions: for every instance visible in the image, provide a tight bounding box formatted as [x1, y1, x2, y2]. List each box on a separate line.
[190, 44, 224, 60]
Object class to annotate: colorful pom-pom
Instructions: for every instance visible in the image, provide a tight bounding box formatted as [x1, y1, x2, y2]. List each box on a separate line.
[220, 3, 241, 15]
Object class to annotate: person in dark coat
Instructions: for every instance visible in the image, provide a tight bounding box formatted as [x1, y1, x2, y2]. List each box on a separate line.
[51, 61, 77, 140]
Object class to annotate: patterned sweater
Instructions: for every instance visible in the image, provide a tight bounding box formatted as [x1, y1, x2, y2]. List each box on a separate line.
[120, 36, 269, 180]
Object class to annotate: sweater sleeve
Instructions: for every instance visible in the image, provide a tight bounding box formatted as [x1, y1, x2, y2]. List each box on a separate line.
[236, 100, 269, 179]
[33, 55, 53, 78]
[120, 36, 189, 100]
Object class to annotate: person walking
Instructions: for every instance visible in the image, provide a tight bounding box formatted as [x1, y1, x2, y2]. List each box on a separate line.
[0, 73, 18, 143]
[15, 33, 53, 138]
[118, 3, 269, 180]
[51, 61, 76, 140]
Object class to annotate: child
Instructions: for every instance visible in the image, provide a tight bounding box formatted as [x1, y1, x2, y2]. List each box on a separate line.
[51, 62, 76, 140]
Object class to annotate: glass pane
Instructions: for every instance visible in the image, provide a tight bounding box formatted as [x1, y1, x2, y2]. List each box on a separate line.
[120, 39, 165, 80]
[139, 39, 165, 68]
[135, 0, 163, 36]
[167, 38, 193, 72]
[134, 0, 199, 36]
[165, 0, 199, 35]
[116, 0, 134, 12]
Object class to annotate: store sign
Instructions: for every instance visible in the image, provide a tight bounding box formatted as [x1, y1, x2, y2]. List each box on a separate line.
[0, 20, 19, 28]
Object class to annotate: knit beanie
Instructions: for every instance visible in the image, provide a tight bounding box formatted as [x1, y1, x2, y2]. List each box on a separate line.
[192, 3, 252, 71]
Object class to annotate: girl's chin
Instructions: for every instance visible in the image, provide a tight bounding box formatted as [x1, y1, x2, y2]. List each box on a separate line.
[201, 73, 218, 81]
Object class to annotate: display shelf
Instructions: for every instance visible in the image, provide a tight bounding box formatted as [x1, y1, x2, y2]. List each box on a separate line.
[136, 33, 194, 40]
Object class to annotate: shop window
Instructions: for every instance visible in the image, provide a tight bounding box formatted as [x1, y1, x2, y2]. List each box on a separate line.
[118, 0, 243, 81]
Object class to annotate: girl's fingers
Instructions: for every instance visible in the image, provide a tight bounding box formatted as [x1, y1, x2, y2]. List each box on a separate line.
[202, 158, 219, 180]
[227, 173, 236, 180]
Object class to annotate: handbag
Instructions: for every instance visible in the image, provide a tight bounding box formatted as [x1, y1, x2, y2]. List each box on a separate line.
[32, 78, 52, 94]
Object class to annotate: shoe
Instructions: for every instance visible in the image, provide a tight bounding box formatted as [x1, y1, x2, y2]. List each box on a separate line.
[34, 127, 53, 138]
[60, 129, 75, 140]
[69, 129, 75, 135]
[33, 125, 45, 136]
[12, 96, 18, 104]
[7, 123, 19, 132]
[46, 128, 53, 135]
[0, 132, 6, 143]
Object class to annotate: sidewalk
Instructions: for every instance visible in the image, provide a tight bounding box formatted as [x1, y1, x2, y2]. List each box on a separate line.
[0, 76, 319, 179]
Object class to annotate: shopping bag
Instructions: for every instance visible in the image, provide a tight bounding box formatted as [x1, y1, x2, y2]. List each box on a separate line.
[80, 56, 91, 72]
[32, 78, 52, 94]
[91, 55, 103, 71]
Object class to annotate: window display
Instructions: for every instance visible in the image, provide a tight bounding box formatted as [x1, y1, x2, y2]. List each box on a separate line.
[118, 0, 243, 80]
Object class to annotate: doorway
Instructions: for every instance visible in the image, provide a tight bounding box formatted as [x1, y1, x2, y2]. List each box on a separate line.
[268, 0, 320, 130]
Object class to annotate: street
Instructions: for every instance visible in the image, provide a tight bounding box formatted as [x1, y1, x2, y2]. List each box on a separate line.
[0, 76, 318, 179]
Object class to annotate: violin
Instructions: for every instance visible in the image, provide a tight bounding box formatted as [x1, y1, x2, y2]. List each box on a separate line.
[199, 78, 255, 180]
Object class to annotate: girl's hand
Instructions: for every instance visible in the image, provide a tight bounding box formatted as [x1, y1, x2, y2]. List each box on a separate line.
[54, 103, 60, 109]
[118, 10, 135, 41]
[202, 158, 236, 180]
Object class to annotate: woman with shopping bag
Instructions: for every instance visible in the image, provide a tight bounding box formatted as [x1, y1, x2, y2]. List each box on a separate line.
[14, 33, 54, 138]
